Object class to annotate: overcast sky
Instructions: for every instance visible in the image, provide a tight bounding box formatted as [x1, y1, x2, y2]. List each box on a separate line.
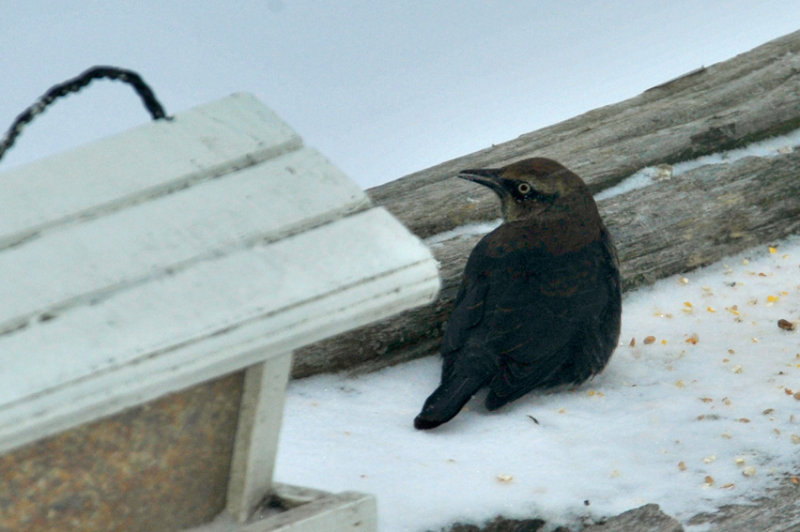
[2, 1, 799, 188]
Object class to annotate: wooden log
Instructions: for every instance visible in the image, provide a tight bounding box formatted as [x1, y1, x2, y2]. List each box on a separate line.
[368, 30, 800, 239]
[292, 30, 800, 378]
[293, 148, 800, 378]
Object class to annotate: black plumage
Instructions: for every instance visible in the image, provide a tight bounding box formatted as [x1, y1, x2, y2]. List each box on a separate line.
[414, 158, 621, 430]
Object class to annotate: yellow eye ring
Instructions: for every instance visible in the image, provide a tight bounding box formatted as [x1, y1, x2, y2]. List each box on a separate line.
[517, 183, 531, 195]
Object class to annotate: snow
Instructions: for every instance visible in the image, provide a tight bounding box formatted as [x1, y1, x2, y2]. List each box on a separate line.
[275, 131, 800, 531]
[596, 128, 800, 201]
[275, 235, 800, 531]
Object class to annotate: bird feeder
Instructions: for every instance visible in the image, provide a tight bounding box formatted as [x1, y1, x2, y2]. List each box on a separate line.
[0, 93, 440, 531]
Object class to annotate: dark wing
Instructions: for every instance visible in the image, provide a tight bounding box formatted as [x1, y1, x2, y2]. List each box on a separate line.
[440, 240, 490, 355]
[484, 235, 619, 408]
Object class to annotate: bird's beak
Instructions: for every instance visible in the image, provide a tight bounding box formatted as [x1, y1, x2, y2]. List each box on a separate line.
[458, 168, 504, 194]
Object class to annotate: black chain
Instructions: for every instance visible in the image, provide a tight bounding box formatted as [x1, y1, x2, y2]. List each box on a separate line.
[0, 66, 169, 163]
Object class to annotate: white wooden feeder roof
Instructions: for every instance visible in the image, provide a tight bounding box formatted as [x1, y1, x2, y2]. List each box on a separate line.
[0, 93, 440, 455]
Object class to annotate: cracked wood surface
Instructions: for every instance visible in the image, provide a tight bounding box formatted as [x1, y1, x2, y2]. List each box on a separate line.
[293, 29, 800, 380]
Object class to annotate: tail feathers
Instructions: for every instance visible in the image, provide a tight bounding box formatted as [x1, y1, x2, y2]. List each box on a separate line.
[414, 375, 487, 430]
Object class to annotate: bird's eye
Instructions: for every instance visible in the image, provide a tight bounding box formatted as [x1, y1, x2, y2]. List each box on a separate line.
[517, 183, 531, 195]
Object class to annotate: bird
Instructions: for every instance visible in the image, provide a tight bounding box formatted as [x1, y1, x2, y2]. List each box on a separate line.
[414, 157, 621, 430]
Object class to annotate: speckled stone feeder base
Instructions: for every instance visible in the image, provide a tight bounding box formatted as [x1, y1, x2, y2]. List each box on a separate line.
[0, 371, 244, 532]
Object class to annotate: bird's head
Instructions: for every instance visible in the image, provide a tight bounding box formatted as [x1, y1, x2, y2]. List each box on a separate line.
[458, 158, 589, 222]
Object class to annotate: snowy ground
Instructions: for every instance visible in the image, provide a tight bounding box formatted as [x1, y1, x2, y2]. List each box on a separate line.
[275, 236, 800, 531]
[274, 134, 800, 530]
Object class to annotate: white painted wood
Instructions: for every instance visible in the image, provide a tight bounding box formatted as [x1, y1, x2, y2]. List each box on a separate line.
[227, 354, 293, 523]
[187, 485, 377, 532]
[0, 208, 440, 454]
[239, 492, 377, 532]
[0, 93, 437, 532]
[0, 93, 302, 249]
[0, 146, 369, 332]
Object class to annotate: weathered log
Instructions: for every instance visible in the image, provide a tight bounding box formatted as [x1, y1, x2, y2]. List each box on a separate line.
[368, 30, 800, 239]
[292, 30, 800, 379]
[687, 473, 800, 531]
[293, 150, 800, 378]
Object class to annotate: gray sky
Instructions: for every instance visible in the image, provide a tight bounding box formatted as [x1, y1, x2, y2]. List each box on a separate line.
[2, 1, 799, 188]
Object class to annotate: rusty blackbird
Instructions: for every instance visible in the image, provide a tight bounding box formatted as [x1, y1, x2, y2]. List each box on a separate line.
[414, 158, 621, 429]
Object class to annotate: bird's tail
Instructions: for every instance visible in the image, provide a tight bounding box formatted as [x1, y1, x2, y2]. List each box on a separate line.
[414, 374, 488, 430]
